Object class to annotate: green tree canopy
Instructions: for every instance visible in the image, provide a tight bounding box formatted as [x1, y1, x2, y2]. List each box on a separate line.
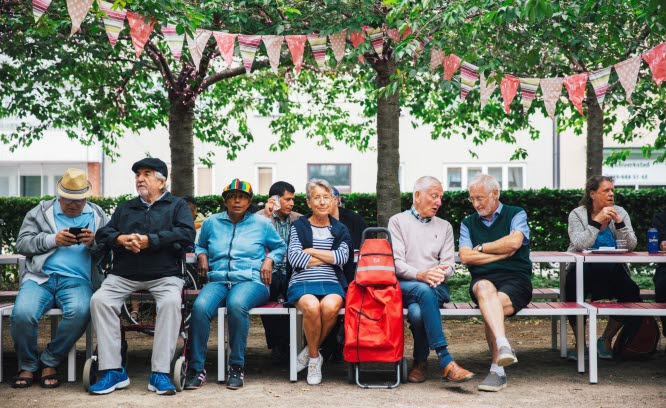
[390, 0, 666, 178]
[0, 1, 381, 195]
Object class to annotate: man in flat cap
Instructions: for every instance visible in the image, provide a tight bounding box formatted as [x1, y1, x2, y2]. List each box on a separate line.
[89, 158, 195, 396]
[12, 168, 108, 389]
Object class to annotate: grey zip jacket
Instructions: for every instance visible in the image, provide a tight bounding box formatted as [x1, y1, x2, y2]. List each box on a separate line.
[567, 205, 637, 252]
[566, 205, 636, 276]
[16, 198, 109, 289]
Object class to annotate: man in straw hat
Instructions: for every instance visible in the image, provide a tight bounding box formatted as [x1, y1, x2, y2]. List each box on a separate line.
[90, 157, 195, 396]
[12, 168, 108, 389]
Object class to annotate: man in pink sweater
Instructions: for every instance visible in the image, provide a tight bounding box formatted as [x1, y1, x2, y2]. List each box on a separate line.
[388, 176, 474, 384]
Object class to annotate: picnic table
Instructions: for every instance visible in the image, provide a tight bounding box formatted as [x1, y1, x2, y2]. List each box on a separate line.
[570, 251, 666, 383]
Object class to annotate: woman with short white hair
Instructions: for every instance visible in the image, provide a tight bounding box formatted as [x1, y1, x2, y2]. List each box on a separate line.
[287, 178, 352, 385]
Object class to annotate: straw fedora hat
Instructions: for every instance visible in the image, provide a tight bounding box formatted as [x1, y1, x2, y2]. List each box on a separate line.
[56, 168, 92, 199]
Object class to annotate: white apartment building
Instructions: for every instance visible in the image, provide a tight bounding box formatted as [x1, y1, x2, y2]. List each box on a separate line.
[1, 108, 664, 197]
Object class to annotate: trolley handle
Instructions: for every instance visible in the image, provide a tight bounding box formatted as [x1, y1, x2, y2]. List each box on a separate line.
[360, 227, 392, 246]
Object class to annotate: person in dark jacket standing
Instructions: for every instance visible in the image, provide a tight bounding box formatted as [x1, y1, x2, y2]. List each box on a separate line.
[89, 158, 195, 396]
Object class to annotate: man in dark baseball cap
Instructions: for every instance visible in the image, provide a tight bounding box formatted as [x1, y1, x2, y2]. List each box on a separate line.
[131, 157, 168, 179]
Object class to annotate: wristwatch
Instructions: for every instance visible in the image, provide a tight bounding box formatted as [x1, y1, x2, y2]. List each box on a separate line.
[476, 244, 484, 252]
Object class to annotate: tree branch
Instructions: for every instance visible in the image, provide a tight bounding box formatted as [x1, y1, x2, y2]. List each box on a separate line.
[144, 40, 176, 90]
[199, 57, 271, 92]
[195, 40, 220, 80]
[199, 65, 247, 90]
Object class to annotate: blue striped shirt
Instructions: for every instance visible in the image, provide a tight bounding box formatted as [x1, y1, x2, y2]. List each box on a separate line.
[288, 225, 349, 286]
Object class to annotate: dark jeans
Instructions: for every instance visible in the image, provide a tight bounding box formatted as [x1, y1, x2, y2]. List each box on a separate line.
[11, 275, 91, 372]
[260, 271, 290, 350]
[564, 262, 641, 328]
[400, 280, 451, 362]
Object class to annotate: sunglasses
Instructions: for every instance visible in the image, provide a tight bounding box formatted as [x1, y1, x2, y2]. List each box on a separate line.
[62, 198, 87, 205]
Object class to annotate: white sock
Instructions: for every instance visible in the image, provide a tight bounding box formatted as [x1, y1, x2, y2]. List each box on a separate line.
[496, 336, 511, 350]
[490, 364, 505, 377]
[309, 356, 319, 364]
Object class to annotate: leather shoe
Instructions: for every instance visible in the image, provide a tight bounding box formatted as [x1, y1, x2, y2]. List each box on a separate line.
[442, 361, 475, 383]
[407, 361, 427, 383]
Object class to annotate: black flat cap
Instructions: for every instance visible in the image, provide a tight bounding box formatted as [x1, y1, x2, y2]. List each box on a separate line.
[131, 157, 168, 179]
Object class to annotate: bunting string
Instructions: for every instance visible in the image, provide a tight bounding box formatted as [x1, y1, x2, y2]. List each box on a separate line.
[35, 5, 666, 121]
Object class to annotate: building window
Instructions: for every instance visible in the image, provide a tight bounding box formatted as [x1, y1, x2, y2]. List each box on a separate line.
[196, 167, 213, 196]
[444, 164, 526, 191]
[488, 167, 503, 187]
[467, 167, 482, 182]
[307, 164, 351, 193]
[508, 167, 524, 190]
[0, 164, 88, 197]
[20, 176, 42, 197]
[0, 177, 9, 196]
[256, 165, 275, 195]
[446, 167, 462, 191]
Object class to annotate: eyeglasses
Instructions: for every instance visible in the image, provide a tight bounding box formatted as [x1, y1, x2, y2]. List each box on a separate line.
[311, 196, 332, 203]
[62, 198, 86, 205]
[467, 193, 492, 203]
[226, 192, 250, 201]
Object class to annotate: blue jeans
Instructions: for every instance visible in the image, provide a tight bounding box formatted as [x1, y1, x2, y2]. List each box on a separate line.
[10, 275, 92, 372]
[188, 281, 269, 370]
[400, 280, 450, 362]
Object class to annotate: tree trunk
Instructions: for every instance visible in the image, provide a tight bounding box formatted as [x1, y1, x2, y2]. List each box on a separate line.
[586, 86, 604, 179]
[168, 100, 195, 196]
[374, 57, 401, 227]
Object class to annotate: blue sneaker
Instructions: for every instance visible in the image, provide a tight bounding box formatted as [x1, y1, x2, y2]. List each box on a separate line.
[597, 337, 614, 360]
[89, 368, 130, 395]
[148, 372, 176, 395]
[566, 346, 589, 361]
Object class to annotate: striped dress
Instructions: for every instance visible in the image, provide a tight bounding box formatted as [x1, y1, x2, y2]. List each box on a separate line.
[288, 225, 349, 285]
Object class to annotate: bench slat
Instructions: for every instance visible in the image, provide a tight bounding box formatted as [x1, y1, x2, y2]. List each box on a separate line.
[530, 302, 554, 309]
[546, 302, 585, 309]
[452, 302, 475, 309]
[589, 302, 647, 309]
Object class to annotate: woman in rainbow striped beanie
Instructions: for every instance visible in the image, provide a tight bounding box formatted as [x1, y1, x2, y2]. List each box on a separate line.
[186, 178, 287, 390]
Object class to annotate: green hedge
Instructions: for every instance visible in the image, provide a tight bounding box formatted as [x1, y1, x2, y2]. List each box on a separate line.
[2, 189, 666, 252]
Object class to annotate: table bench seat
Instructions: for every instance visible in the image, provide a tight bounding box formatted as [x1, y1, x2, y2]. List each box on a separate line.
[589, 301, 666, 314]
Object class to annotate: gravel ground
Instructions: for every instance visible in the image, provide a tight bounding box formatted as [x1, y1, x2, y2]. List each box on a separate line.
[1, 317, 665, 408]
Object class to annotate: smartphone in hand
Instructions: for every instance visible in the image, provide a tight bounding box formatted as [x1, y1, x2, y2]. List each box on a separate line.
[68, 227, 83, 236]
[68, 224, 89, 243]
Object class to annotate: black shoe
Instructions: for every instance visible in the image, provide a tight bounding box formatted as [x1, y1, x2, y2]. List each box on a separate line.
[270, 345, 290, 363]
[184, 369, 206, 390]
[330, 350, 344, 363]
[226, 365, 244, 390]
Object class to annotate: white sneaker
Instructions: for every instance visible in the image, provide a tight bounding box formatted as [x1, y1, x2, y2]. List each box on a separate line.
[296, 346, 310, 373]
[306, 356, 323, 385]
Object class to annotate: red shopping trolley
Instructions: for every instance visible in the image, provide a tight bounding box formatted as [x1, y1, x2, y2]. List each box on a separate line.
[344, 227, 406, 388]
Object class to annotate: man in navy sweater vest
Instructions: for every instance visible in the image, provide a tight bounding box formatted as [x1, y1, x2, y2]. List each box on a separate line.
[459, 174, 532, 392]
